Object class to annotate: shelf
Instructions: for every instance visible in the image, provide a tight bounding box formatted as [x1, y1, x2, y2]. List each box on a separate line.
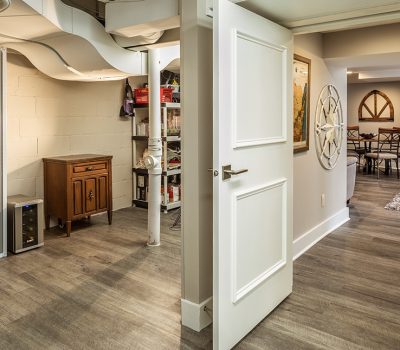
[133, 168, 182, 176]
[162, 201, 181, 211]
[164, 168, 181, 175]
[133, 102, 181, 109]
[132, 136, 181, 141]
[133, 199, 148, 208]
[133, 168, 148, 175]
[132, 199, 181, 211]
[164, 135, 181, 142]
[132, 135, 148, 141]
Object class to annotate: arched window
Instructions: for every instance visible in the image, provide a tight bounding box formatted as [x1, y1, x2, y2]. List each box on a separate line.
[358, 90, 394, 122]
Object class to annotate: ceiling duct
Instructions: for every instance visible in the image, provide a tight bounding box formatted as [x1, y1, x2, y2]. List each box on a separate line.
[105, 0, 179, 38]
[0, 0, 147, 81]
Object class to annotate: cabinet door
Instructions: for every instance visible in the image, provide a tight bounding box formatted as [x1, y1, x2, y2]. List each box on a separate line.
[97, 175, 108, 211]
[85, 177, 97, 213]
[72, 179, 84, 216]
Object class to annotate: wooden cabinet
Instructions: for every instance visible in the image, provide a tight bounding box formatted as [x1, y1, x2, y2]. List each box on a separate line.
[43, 154, 113, 236]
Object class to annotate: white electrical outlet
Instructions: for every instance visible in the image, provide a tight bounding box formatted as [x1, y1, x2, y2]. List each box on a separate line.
[321, 193, 326, 208]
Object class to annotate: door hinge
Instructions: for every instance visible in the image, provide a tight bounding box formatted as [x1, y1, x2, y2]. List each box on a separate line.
[206, 0, 213, 17]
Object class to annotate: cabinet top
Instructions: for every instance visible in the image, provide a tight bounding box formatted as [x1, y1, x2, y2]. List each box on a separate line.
[43, 154, 113, 163]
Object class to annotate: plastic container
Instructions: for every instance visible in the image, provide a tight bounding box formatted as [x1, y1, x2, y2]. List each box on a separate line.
[134, 88, 174, 104]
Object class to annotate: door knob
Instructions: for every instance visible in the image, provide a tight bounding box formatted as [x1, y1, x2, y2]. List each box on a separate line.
[222, 165, 248, 180]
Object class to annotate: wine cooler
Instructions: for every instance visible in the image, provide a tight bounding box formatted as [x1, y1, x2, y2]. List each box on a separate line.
[7, 195, 44, 254]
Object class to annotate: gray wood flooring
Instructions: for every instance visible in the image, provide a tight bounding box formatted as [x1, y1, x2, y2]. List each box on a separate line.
[236, 174, 400, 350]
[0, 174, 399, 349]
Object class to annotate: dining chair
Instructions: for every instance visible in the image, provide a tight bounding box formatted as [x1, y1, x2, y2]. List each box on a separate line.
[347, 125, 365, 170]
[365, 128, 400, 179]
[393, 127, 400, 176]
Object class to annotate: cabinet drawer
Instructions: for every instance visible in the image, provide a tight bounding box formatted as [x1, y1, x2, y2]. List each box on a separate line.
[73, 162, 107, 175]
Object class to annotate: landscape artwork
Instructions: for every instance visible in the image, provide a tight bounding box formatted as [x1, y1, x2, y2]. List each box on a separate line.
[293, 54, 311, 153]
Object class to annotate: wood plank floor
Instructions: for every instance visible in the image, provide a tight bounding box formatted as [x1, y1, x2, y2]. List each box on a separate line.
[236, 174, 400, 350]
[0, 173, 399, 349]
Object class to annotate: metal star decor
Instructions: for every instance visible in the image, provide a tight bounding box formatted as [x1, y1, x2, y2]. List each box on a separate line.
[315, 84, 344, 170]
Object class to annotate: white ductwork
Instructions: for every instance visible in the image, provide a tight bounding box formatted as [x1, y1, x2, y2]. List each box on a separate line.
[105, 0, 179, 38]
[0, 0, 148, 81]
[113, 31, 165, 48]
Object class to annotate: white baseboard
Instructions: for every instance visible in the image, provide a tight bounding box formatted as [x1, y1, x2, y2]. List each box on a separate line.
[0, 251, 7, 259]
[180, 209, 349, 332]
[181, 297, 212, 332]
[293, 207, 350, 260]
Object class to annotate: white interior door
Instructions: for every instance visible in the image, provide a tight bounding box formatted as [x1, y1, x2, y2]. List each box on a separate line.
[213, 1, 293, 349]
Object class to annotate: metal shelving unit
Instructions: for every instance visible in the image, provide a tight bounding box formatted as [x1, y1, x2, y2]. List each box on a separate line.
[132, 103, 181, 212]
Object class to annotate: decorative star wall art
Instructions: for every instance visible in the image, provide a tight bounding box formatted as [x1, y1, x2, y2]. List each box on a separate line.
[315, 84, 344, 170]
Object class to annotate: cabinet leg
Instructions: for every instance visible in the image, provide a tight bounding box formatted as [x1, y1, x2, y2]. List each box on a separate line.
[66, 221, 71, 237]
[45, 215, 50, 230]
[108, 210, 112, 225]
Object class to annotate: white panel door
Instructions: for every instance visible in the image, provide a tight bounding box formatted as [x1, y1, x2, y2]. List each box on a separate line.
[213, 1, 293, 349]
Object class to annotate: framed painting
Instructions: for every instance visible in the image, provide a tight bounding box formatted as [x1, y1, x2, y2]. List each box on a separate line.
[293, 54, 311, 153]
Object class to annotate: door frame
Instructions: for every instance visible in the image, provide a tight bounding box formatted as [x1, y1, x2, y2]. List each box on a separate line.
[1, 48, 7, 258]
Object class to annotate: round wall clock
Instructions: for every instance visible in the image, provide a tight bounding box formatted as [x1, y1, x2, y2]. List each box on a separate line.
[315, 84, 344, 170]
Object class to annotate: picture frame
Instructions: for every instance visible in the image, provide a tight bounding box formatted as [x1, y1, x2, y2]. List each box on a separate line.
[293, 54, 311, 153]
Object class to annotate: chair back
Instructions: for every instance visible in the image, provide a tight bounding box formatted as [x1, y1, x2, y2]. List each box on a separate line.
[347, 125, 360, 150]
[392, 130, 400, 156]
[377, 128, 399, 155]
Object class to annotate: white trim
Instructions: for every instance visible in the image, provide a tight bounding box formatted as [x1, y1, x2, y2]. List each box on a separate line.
[293, 207, 349, 260]
[1, 48, 6, 258]
[181, 297, 212, 332]
[0, 252, 6, 259]
[232, 30, 287, 150]
[231, 179, 287, 303]
[291, 11, 400, 35]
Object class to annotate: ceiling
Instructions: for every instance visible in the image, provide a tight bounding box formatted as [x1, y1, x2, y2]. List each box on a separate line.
[238, 0, 400, 84]
[239, 0, 400, 33]
[0, 0, 147, 80]
[347, 67, 400, 83]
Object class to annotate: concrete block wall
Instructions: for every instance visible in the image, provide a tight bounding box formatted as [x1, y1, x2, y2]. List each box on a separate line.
[7, 53, 146, 212]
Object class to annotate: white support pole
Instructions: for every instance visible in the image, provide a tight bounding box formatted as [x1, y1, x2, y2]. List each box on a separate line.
[146, 48, 162, 246]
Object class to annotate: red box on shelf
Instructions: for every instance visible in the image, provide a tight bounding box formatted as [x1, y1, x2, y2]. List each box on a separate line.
[134, 88, 173, 104]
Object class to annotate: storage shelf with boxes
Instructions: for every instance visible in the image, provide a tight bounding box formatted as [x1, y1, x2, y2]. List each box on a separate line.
[132, 73, 181, 213]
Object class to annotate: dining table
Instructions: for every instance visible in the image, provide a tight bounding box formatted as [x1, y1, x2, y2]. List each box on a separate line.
[347, 136, 389, 174]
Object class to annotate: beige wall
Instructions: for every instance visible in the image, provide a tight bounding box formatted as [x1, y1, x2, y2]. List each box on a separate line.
[348, 82, 400, 132]
[7, 53, 146, 214]
[323, 23, 400, 59]
[181, 0, 213, 304]
[294, 33, 348, 241]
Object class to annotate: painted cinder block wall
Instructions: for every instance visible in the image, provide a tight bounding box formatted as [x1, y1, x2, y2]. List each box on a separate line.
[7, 53, 146, 213]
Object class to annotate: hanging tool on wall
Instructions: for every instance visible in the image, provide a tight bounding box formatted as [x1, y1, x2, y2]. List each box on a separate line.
[120, 78, 135, 117]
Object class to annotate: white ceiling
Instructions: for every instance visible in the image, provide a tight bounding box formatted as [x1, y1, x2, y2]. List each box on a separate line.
[239, 0, 400, 33]
[238, 0, 400, 84]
